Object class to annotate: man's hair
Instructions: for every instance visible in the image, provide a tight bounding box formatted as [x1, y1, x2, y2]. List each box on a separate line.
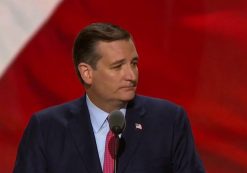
[73, 22, 132, 83]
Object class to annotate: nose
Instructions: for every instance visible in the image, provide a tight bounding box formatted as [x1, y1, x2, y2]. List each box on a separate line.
[124, 64, 138, 81]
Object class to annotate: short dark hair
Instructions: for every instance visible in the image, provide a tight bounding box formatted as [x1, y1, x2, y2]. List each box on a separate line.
[73, 22, 132, 83]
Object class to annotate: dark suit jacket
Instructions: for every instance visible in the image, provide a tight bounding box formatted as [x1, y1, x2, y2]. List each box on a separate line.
[13, 95, 205, 173]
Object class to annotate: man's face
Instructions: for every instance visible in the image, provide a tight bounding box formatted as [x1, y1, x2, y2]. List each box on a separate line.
[88, 39, 139, 105]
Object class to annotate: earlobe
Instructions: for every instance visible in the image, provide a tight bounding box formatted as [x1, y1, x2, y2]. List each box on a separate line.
[78, 63, 93, 84]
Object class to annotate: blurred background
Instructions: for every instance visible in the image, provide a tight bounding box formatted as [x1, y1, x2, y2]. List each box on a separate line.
[0, 0, 247, 172]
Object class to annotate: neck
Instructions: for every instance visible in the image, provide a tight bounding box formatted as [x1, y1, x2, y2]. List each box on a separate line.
[86, 94, 127, 113]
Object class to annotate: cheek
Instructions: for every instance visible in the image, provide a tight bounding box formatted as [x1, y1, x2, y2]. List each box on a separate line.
[134, 68, 139, 79]
[136, 68, 139, 76]
[93, 69, 122, 88]
[102, 70, 121, 81]
[94, 72, 118, 88]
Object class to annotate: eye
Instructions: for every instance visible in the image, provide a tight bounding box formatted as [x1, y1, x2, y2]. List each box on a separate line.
[131, 60, 138, 67]
[112, 64, 122, 70]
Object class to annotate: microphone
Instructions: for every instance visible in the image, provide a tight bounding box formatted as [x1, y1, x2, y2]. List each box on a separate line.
[108, 110, 126, 173]
[108, 110, 126, 135]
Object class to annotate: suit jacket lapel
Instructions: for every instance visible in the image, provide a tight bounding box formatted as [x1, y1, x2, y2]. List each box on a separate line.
[68, 96, 102, 173]
[118, 96, 146, 173]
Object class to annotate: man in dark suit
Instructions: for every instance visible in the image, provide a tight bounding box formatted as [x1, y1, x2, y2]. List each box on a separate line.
[14, 23, 205, 173]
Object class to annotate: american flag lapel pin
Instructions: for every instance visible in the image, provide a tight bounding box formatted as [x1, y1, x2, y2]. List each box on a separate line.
[135, 123, 142, 130]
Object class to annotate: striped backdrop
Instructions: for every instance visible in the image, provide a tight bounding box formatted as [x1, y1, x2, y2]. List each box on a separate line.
[0, 0, 247, 172]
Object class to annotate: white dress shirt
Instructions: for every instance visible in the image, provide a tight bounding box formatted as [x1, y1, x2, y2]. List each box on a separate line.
[86, 95, 126, 169]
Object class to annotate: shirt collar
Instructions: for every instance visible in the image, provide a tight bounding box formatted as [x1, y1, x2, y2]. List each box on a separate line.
[86, 95, 127, 133]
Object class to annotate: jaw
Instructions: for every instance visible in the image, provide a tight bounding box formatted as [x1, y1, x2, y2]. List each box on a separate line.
[85, 91, 129, 113]
[118, 86, 137, 99]
[86, 86, 136, 112]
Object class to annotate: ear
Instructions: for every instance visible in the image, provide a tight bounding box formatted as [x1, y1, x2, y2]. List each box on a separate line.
[78, 63, 93, 85]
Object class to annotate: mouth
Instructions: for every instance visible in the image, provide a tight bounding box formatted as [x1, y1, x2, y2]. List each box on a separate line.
[119, 81, 137, 91]
[120, 86, 137, 90]
[128, 81, 137, 87]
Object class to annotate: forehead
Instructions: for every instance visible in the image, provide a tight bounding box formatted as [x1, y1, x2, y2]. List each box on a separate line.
[95, 39, 138, 62]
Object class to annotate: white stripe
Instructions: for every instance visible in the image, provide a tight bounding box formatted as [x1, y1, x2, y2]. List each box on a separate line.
[0, 0, 62, 77]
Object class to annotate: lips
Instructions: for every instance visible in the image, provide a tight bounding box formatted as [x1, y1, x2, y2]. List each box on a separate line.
[128, 81, 137, 87]
[120, 86, 137, 90]
[119, 81, 137, 90]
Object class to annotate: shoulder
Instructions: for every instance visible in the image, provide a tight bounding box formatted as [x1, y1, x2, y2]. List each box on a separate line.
[135, 94, 180, 111]
[32, 97, 84, 126]
[134, 95, 188, 122]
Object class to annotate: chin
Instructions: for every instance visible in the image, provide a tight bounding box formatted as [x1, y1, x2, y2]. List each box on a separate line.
[120, 92, 136, 102]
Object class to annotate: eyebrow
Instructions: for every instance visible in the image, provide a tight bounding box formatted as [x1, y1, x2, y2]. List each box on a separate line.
[110, 59, 125, 66]
[110, 56, 139, 66]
